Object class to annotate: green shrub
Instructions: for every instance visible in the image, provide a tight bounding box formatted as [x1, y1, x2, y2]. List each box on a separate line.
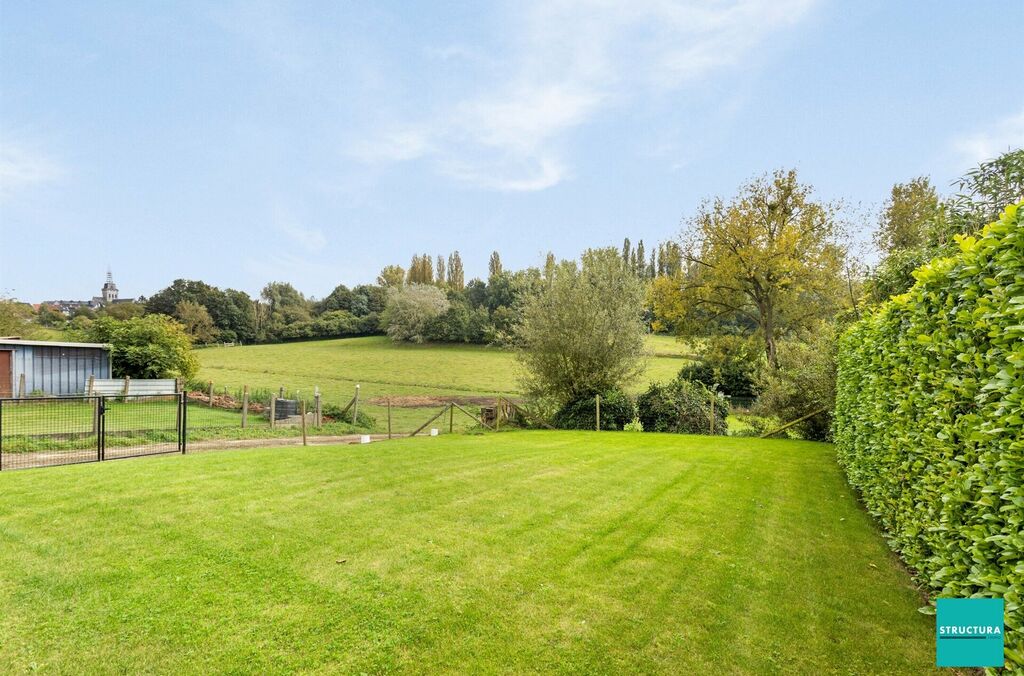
[553, 389, 636, 431]
[636, 377, 727, 435]
[321, 403, 376, 429]
[382, 284, 450, 343]
[679, 335, 759, 398]
[726, 413, 776, 438]
[76, 315, 198, 380]
[834, 202, 1023, 670]
[623, 417, 644, 432]
[754, 326, 837, 442]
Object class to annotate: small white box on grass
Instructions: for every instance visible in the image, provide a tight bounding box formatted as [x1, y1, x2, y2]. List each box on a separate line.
[430, 428, 439, 436]
[360, 435, 371, 444]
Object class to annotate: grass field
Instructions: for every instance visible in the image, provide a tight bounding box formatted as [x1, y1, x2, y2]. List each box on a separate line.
[0, 431, 936, 673]
[196, 335, 692, 433]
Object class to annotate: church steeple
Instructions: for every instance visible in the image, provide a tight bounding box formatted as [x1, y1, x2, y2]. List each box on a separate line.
[101, 269, 119, 303]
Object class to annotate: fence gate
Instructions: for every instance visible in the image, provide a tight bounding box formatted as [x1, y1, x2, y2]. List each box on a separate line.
[0, 393, 187, 471]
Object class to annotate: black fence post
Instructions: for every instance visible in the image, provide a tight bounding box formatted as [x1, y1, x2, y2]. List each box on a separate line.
[176, 392, 182, 454]
[180, 393, 187, 454]
[98, 396, 106, 461]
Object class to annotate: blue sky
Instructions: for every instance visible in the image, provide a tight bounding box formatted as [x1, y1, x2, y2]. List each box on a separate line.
[1, 0, 1022, 303]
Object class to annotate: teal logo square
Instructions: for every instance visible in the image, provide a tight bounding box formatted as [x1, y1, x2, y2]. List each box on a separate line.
[936, 598, 1004, 667]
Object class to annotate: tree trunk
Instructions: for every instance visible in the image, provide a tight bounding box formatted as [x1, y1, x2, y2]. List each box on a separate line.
[761, 300, 781, 370]
[765, 332, 779, 370]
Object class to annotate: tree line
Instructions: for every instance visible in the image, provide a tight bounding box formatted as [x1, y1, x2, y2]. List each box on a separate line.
[4, 148, 1019, 437]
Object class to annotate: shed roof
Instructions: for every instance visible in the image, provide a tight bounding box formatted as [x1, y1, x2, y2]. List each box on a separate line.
[0, 338, 111, 350]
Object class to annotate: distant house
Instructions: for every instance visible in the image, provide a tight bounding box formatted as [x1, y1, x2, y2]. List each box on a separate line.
[43, 269, 134, 315]
[0, 338, 112, 398]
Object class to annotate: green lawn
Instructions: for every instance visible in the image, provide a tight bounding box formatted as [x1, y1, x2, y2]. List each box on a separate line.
[196, 335, 690, 433]
[0, 431, 936, 674]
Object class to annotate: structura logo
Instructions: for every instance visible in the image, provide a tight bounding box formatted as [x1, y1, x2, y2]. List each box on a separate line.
[935, 598, 1004, 668]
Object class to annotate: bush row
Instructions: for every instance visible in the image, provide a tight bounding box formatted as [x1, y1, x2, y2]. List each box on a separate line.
[274, 311, 381, 341]
[834, 203, 1023, 669]
[552, 376, 727, 434]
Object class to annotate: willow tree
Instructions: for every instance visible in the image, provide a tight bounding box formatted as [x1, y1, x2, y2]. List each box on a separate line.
[677, 169, 847, 369]
[516, 247, 646, 404]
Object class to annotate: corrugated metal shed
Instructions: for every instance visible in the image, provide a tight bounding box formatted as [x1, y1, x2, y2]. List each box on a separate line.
[0, 339, 112, 397]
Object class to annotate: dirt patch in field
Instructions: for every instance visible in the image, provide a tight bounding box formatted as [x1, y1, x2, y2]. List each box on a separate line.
[368, 395, 517, 408]
[187, 391, 265, 413]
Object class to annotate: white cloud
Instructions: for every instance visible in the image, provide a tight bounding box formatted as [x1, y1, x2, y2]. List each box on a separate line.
[0, 138, 63, 200]
[442, 155, 568, 192]
[349, 128, 432, 163]
[273, 210, 327, 252]
[951, 108, 1024, 164]
[352, 0, 817, 191]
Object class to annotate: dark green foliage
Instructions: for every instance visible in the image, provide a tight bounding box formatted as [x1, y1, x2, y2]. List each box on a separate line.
[146, 279, 257, 343]
[278, 311, 379, 341]
[754, 327, 837, 442]
[35, 304, 66, 328]
[553, 389, 636, 431]
[679, 335, 758, 397]
[78, 315, 198, 380]
[637, 377, 727, 435]
[317, 284, 354, 314]
[869, 149, 1023, 303]
[353, 285, 388, 315]
[321, 403, 376, 429]
[423, 303, 490, 343]
[834, 203, 1023, 670]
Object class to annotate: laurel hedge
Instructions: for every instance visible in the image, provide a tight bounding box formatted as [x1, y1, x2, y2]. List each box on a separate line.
[834, 203, 1023, 670]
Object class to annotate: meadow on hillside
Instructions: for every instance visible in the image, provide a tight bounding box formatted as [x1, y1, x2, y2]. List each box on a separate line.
[196, 335, 692, 432]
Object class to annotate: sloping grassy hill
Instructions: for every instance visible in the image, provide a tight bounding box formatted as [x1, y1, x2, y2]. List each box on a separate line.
[0, 432, 935, 674]
[196, 335, 691, 432]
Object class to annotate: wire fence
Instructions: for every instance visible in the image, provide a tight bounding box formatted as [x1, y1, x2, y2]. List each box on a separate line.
[0, 394, 185, 471]
[0, 386, 765, 472]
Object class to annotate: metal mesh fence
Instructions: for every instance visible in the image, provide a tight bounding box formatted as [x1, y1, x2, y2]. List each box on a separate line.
[103, 394, 184, 460]
[0, 394, 184, 471]
[185, 398, 267, 430]
[0, 396, 100, 470]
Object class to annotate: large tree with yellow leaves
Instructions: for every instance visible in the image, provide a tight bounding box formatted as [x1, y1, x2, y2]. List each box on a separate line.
[673, 169, 848, 369]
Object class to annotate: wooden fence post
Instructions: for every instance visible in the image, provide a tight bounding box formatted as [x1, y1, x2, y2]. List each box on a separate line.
[300, 400, 308, 446]
[241, 385, 249, 429]
[17, 373, 26, 398]
[759, 407, 828, 439]
[270, 396, 277, 428]
[122, 376, 131, 396]
[279, 386, 284, 399]
[208, 381, 214, 408]
[87, 374, 95, 396]
[449, 402, 454, 433]
[352, 384, 360, 425]
[387, 397, 392, 439]
[709, 391, 715, 435]
[314, 387, 322, 428]
[596, 394, 601, 431]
